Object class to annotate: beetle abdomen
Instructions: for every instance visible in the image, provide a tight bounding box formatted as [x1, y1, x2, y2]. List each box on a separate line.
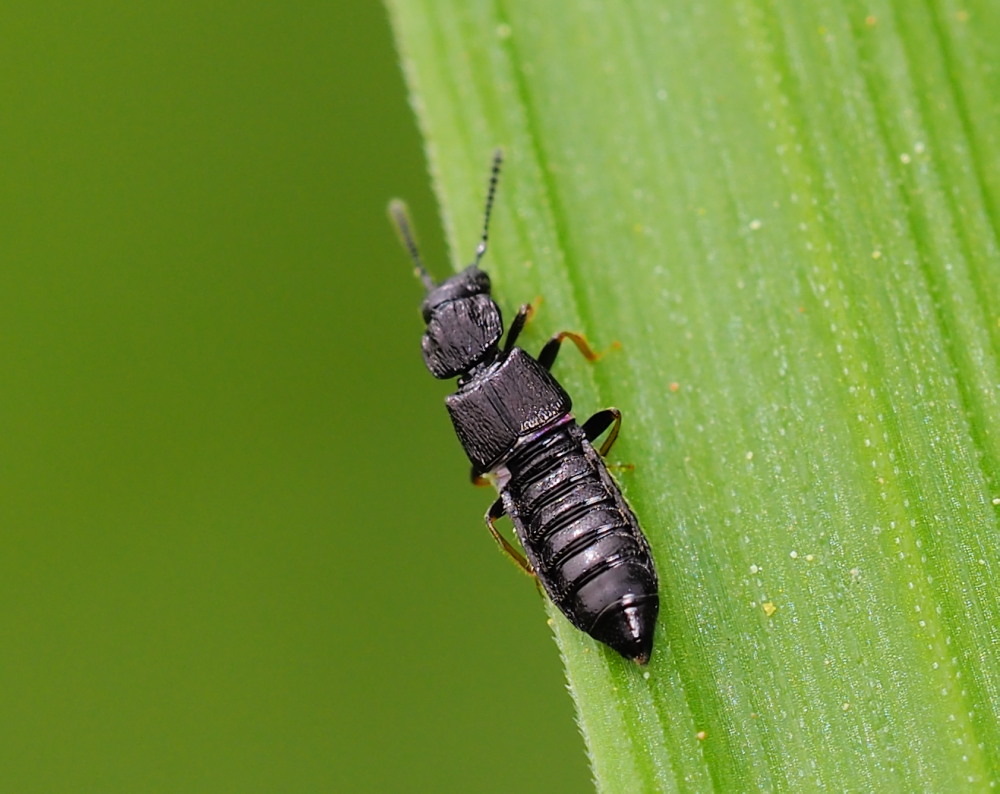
[501, 421, 659, 663]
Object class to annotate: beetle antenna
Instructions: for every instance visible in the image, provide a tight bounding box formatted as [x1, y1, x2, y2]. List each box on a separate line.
[473, 148, 504, 268]
[389, 199, 435, 291]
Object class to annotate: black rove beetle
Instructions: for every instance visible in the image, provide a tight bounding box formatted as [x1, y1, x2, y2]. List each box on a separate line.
[389, 151, 659, 664]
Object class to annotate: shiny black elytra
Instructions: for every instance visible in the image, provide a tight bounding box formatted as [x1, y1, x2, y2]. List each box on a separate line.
[389, 151, 659, 664]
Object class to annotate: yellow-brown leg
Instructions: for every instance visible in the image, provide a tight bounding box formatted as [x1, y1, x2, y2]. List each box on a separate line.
[538, 331, 620, 370]
[485, 498, 534, 576]
[582, 407, 623, 457]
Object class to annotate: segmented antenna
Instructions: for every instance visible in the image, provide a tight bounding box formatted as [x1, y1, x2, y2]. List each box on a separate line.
[473, 148, 504, 268]
[388, 199, 434, 291]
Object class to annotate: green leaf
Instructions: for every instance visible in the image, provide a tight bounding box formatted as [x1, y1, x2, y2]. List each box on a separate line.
[386, 0, 1000, 789]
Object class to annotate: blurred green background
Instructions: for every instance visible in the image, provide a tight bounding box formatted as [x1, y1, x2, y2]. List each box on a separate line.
[1, 3, 589, 790]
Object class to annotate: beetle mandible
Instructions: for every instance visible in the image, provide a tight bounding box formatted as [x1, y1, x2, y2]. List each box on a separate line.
[389, 151, 659, 664]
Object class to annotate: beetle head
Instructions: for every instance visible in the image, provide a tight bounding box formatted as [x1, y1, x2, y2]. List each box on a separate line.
[420, 266, 502, 379]
[389, 150, 506, 380]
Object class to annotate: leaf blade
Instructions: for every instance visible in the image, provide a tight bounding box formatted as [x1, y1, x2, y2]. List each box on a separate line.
[387, 0, 1000, 788]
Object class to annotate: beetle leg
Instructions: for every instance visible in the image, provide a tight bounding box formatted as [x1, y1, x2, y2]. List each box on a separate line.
[470, 467, 491, 487]
[537, 331, 603, 370]
[502, 303, 533, 353]
[582, 407, 623, 458]
[486, 498, 534, 576]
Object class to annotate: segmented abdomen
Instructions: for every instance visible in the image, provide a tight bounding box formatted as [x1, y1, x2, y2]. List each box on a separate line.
[499, 419, 659, 661]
